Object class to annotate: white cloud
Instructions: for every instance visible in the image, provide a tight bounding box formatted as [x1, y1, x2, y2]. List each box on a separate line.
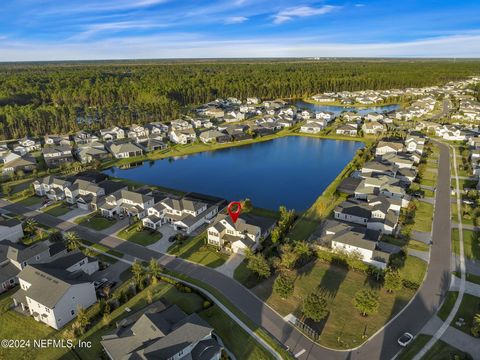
[355, 4, 366, 7]
[224, 16, 248, 24]
[72, 21, 168, 40]
[273, 5, 339, 24]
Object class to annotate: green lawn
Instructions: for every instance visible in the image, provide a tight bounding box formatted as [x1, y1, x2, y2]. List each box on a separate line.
[15, 196, 43, 207]
[451, 203, 475, 226]
[423, 189, 435, 198]
[42, 202, 71, 217]
[452, 229, 480, 260]
[200, 306, 274, 360]
[399, 256, 428, 285]
[453, 272, 480, 285]
[76, 213, 117, 231]
[397, 334, 431, 360]
[412, 201, 434, 233]
[234, 259, 262, 288]
[437, 291, 458, 321]
[253, 259, 417, 349]
[407, 240, 430, 252]
[451, 293, 480, 336]
[117, 224, 163, 246]
[421, 339, 473, 360]
[0, 292, 77, 360]
[167, 233, 228, 268]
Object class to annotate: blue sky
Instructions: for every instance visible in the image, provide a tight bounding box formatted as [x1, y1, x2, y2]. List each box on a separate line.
[1, 0, 480, 60]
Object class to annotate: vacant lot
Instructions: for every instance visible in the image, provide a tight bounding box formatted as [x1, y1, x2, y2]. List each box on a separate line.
[117, 223, 163, 246]
[168, 233, 228, 268]
[76, 213, 117, 231]
[42, 202, 71, 217]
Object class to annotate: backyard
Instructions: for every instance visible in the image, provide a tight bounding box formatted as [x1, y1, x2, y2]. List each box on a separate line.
[252, 256, 426, 349]
[167, 233, 228, 268]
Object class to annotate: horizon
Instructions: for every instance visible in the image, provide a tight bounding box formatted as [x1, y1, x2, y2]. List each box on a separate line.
[1, 0, 480, 61]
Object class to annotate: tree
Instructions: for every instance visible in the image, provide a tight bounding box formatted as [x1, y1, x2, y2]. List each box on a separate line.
[354, 289, 379, 316]
[75, 306, 90, 335]
[148, 258, 161, 284]
[302, 291, 329, 322]
[242, 198, 253, 212]
[64, 231, 81, 250]
[131, 260, 144, 284]
[471, 313, 480, 337]
[384, 269, 402, 293]
[246, 252, 271, 278]
[23, 218, 38, 234]
[270, 227, 281, 244]
[276, 243, 300, 270]
[273, 271, 295, 299]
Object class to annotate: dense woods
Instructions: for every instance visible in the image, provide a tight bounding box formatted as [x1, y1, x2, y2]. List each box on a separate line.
[1, 59, 480, 139]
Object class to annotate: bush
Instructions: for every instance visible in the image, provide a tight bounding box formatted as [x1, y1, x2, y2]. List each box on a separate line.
[402, 279, 420, 290]
[273, 271, 295, 298]
[203, 300, 212, 309]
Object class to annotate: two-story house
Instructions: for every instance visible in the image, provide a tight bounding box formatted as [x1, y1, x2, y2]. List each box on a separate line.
[42, 145, 74, 168]
[99, 190, 154, 218]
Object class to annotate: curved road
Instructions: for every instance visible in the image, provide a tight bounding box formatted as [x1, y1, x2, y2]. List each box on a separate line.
[0, 142, 451, 360]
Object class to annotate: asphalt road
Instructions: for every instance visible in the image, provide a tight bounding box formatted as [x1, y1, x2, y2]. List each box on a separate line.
[0, 142, 452, 360]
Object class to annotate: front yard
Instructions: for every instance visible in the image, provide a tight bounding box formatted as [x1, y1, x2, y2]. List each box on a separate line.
[117, 223, 163, 246]
[41, 202, 71, 217]
[167, 233, 228, 268]
[452, 229, 480, 260]
[15, 196, 43, 207]
[411, 201, 434, 233]
[75, 213, 117, 231]
[252, 257, 425, 349]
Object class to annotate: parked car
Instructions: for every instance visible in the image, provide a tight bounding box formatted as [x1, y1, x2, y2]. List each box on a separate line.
[168, 235, 176, 243]
[398, 332, 414, 347]
[93, 278, 108, 289]
[412, 191, 424, 199]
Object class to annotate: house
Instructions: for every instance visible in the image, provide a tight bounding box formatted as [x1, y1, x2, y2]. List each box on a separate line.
[169, 129, 197, 144]
[206, 214, 274, 254]
[170, 119, 193, 130]
[362, 121, 385, 135]
[101, 304, 222, 360]
[322, 222, 390, 269]
[203, 107, 225, 118]
[137, 136, 168, 152]
[99, 190, 154, 218]
[65, 179, 105, 209]
[0, 218, 24, 242]
[107, 141, 143, 159]
[355, 176, 408, 206]
[11, 257, 97, 329]
[342, 112, 362, 122]
[143, 197, 218, 234]
[145, 122, 169, 135]
[365, 112, 385, 122]
[381, 153, 415, 169]
[76, 143, 110, 163]
[375, 141, 405, 156]
[1, 151, 21, 165]
[199, 130, 231, 144]
[126, 124, 149, 140]
[99, 126, 125, 141]
[0, 240, 51, 293]
[42, 145, 74, 168]
[361, 161, 398, 177]
[336, 124, 358, 136]
[246, 97, 261, 104]
[17, 138, 41, 153]
[44, 135, 70, 146]
[2, 156, 37, 174]
[300, 120, 326, 134]
[33, 176, 72, 200]
[312, 94, 336, 103]
[73, 130, 100, 145]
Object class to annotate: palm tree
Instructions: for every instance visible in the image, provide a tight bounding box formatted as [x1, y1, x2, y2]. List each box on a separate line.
[23, 218, 38, 234]
[64, 231, 81, 251]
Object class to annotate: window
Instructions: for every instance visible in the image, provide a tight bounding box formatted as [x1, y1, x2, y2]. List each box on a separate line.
[9, 279, 14, 284]
[71, 310, 75, 316]
[45, 307, 50, 313]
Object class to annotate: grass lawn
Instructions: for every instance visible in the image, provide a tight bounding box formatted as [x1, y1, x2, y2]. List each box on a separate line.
[0, 291, 77, 360]
[399, 256, 428, 285]
[453, 271, 480, 285]
[423, 189, 435, 198]
[421, 339, 473, 360]
[451, 204, 475, 226]
[75, 281, 205, 359]
[452, 229, 480, 260]
[253, 259, 417, 349]
[438, 291, 458, 321]
[451, 293, 480, 336]
[412, 201, 434, 233]
[407, 239, 430, 252]
[42, 202, 71, 217]
[15, 196, 43, 207]
[200, 305, 274, 360]
[168, 233, 228, 268]
[117, 224, 163, 246]
[397, 334, 431, 360]
[233, 259, 262, 288]
[76, 213, 117, 231]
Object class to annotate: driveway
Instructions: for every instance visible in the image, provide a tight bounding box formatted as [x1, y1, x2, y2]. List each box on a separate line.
[411, 230, 432, 244]
[216, 253, 245, 278]
[58, 208, 91, 222]
[100, 217, 130, 236]
[91, 260, 130, 283]
[147, 224, 178, 254]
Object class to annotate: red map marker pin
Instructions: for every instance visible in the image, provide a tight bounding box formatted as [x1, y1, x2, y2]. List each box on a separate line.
[227, 201, 242, 223]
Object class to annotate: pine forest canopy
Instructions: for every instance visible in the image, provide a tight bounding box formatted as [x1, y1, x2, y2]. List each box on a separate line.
[0, 59, 480, 139]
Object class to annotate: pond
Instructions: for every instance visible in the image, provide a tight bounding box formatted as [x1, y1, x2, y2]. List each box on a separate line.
[295, 100, 401, 116]
[104, 136, 364, 211]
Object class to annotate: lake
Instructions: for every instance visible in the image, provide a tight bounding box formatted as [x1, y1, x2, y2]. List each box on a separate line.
[295, 100, 400, 116]
[104, 136, 363, 211]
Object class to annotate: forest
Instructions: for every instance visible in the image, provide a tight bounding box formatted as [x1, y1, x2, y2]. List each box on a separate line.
[0, 59, 480, 139]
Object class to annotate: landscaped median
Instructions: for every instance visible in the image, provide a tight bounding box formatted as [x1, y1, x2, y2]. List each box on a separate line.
[75, 212, 117, 231]
[117, 221, 163, 246]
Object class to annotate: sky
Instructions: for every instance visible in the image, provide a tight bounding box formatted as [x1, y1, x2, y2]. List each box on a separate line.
[0, 0, 480, 61]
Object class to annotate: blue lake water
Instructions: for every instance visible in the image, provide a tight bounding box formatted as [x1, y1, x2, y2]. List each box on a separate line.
[295, 100, 401, 116]
[104, 136, 364, 211]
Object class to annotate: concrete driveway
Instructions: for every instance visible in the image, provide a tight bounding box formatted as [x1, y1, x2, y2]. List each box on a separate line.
[216, 253, 245, 278]
[58, 208, 91, 222]
[147, 224, 178, 254]
[92, 260, 130, 283]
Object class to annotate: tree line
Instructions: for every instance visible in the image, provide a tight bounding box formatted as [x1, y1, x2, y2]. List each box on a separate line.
[1, 60, 480, 139]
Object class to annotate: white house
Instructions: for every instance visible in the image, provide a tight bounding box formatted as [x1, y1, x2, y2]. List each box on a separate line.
[99, 190, 154, 218]
[0, 218, 24, 243]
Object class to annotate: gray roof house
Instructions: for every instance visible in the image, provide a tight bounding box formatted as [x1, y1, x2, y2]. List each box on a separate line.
[107, 141, 143, 159]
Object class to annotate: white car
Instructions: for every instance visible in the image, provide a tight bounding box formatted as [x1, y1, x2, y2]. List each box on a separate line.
[398, 332, 414, 347]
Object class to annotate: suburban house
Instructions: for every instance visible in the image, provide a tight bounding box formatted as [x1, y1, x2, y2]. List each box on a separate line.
[17, 138, 41, 153]
[362, 121, 385, 135]
[300, 120, 326, 134]
[2, 156, 37, 175]
[42, 145, 74, 168]
[1, 151, 21, 165]
[375, 141, 405, 156]
[169, 129, 197, 144]
[336, 124, 358, 136]
[12, 255, 97, 329]
[99, 190, 154, 218]
[322, 222, 391, 269]
[0, 218, 24, 242]
[107, 141, 143, 159]
[199, 130, 231, 144]
[126, 124, 149, 140]
[65, 179, 106, 209]
[354, 176, 408, 206]
[73, 130, 100, 145]
[76, 143, 110, 163]
[99, 126, 125, 141]
[101, 304, 222, 360]
[44, 134, 70, 146]
[170, 119, 193, 130]
[143, 197, 218, 234]
[207, 214, 263, 254]
[33, 176, 72, 200]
